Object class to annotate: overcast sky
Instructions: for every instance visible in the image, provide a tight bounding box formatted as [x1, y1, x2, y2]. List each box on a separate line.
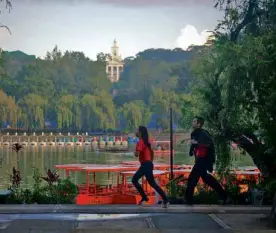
[0, 0, 223, 59]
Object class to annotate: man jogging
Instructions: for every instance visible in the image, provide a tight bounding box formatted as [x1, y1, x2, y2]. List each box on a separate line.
[184, 116, 230, 205]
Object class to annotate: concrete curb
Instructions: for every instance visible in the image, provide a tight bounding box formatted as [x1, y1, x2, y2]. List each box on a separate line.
[0, 205, 271, 214]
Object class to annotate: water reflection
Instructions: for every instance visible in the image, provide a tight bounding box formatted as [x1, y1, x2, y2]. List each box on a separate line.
[0, 146, 253, 189]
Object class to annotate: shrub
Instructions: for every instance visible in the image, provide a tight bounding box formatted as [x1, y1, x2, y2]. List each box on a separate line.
[7, 167, 78, 204]
[167, 173, 257, 205]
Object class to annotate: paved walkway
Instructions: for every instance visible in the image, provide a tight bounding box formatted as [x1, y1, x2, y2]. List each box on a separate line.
[0, 205, 274, 232]
[0, 204, 271, 214]
[0, 212, 274, 233]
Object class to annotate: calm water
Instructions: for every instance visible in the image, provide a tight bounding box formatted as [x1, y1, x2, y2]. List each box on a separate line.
[0, 145, 254, 189]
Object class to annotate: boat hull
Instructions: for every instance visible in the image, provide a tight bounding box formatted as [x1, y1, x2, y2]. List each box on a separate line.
[76, 193, 157, 205]
[113, 194, 157, 205]
[76, 194, 114, 205]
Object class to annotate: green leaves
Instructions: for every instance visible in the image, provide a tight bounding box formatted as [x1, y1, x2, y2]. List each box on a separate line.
[0, 89, 18, 127]
[119, 100, 151, 131]
[183, 0, 276, 177]
[18, 93, 48, 129]
[8, 168, 78, 204]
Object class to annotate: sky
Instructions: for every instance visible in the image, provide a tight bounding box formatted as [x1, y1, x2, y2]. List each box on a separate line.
[0, 0, 223, 60]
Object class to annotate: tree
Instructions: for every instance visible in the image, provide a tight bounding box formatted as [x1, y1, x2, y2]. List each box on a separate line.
[16, 63, 55, 99]
[0, 51, 18, 97]
[18, 94, 47, 129]
[115, 48, 195, 105]
[94, 90, 116, 129]
[119, 100, 151, 131]
[0, 89, 18, 128]
[148, 88, 185, 131]
[175, 0, 276, 219]
[183, 0, 276, 217]
[55, 95, 78, 130]
[0, 45, 197, 131]
[96, 52, 109, 63]
[0, 0, 12, 34]
[80, 94, 98, 130]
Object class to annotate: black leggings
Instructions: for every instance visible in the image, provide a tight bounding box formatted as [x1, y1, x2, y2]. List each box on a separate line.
[131, 161, 168, 202]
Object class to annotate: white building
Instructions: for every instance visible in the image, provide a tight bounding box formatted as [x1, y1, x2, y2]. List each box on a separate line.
[106, 39, 124, 82]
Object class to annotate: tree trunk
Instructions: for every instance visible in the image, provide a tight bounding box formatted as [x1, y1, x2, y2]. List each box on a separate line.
[224, 128, 276, 223]
[269, 191, 276, 226]
[224, 129, 276, 179]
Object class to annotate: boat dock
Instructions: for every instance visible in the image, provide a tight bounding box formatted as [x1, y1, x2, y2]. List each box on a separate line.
[0, 133, 130, 148]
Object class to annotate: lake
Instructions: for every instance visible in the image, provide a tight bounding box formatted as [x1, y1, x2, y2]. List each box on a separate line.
[0, 145, 254, 189]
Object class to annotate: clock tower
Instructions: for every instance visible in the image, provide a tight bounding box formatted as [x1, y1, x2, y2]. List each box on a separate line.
[106, 39, 124, 82]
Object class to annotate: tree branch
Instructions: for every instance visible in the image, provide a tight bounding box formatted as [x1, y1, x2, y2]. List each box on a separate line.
[230, 0, 257, 41]
[243, 131, 261, 145]
[0, 24, 11, 34]
[223, 126, 276, 178]
[0, 0, 12, 34]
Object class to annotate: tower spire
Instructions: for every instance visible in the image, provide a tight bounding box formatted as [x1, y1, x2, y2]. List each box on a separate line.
[113, 39, 117, 47]
[111, 39, 119, 57]
[106, 39, 124, 83]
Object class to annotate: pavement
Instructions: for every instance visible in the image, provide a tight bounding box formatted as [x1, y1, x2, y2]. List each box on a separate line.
[0, 204, 271, 214]
[0, 205, 274, 233]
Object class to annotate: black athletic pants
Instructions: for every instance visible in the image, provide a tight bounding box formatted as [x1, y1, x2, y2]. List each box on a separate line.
[132, 161, 168, 202]
[185, 158, 227, 203]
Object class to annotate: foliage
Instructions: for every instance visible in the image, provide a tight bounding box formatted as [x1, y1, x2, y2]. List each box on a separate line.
[41, 169, 60, 186]
[0, 89, 18, 127]
[223, 174, 242, 203]
[174, 1, 276, 216]
[7, 167, 78, 204]
[119, 101, 151, 131]
[10, 167, 21, 188]
[0, 46, 198, 131]
[194, 186, 220, 204]
[253, 178, 276, 205]
[0, 0, 12, 34]
[166, 175, 186, 199]
[11, 143, 23, 169]
[166, 173, 256, 205]
[11, 143, 23, 153]
[180, 0, 276, 180]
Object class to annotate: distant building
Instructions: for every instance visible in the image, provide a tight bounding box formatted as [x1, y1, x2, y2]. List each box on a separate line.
[106, 39, 124, 82]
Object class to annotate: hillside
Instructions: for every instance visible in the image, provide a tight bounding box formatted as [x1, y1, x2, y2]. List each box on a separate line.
[0, 46, 199, 131]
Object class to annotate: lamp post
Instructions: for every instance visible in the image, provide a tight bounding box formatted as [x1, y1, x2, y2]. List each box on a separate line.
[169, 106, 174, 180]
[16, 109, 18, 133]
[43, 105, 46, 132]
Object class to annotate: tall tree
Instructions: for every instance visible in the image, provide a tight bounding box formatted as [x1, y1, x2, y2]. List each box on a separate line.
[18, 94, 47, 129]
[0, 0, 12, 34]
[184, 0, 276, 178]
[0, 89, 18, 127]
[55, 95, 78, 130]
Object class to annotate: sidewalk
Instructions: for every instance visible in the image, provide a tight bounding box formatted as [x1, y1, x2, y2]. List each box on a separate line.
[0, 212, 273, 233]
[0, 204, 271, 214]
[0, 205, 274, 233]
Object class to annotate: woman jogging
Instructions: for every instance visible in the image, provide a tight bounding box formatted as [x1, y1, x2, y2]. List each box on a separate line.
[131, 126, 169, 208]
